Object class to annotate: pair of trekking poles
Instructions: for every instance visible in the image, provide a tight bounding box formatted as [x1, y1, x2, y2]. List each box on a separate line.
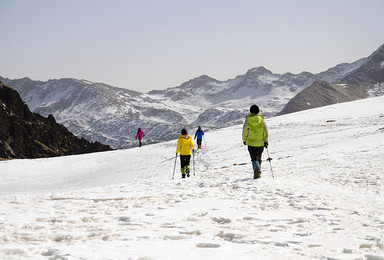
[172, 151, 195, 180]
[171, 147, 274, 180]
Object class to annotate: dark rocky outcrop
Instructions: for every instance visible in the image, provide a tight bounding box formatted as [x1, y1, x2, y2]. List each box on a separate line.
[277, 81, 368, 115]
[278, 44, 384, 115]
[342, 44, 384, 87]
[0, 82, 112, 159]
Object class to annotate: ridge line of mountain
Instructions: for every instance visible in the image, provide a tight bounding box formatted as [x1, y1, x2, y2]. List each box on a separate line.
[1, 43, 383, 149]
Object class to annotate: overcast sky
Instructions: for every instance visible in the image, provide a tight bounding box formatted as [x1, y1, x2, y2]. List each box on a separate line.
[1, 0, 383, 93]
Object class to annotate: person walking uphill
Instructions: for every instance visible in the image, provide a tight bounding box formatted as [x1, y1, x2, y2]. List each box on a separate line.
[242, 105, 269, 179]
[176, 129, 195, 178]
[194, 126, 204, 149]
[136, 128, 145, 147]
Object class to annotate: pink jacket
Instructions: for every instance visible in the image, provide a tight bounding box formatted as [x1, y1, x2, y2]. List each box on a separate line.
[136, 129, 145, 141]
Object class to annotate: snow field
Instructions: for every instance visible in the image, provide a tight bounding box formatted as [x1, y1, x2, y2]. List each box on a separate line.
[0, 96, 383, 259]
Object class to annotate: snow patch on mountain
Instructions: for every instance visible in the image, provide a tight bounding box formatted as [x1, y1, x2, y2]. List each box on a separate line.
[368, 82, 384, 97]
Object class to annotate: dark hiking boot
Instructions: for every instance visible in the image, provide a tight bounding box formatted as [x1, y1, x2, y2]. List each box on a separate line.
[254, 171, 261, 179]
[182, 174, 186, 178]
[186, 169, 190, 177]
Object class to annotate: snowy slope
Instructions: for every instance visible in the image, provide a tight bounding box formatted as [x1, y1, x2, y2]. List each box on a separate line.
[0, 96, 383, 260]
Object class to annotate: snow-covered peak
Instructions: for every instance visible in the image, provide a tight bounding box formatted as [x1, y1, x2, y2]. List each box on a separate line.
[245, 66, 273, 75]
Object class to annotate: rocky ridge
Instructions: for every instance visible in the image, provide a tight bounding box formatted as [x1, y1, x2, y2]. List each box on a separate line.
[0, 82, 112, 159]
[278, 44, 384, 115]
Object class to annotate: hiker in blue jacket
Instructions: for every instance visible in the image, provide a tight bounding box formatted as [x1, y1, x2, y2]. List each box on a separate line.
[194, 126, 204, 149]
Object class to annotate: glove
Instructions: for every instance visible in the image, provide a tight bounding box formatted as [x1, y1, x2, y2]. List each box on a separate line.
[192, 149, 195, 153]
[243, 141, 247, 145]
[264, 142, 268, 148]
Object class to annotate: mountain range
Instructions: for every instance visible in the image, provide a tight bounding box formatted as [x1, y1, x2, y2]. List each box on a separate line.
[1, 44, 383, 149]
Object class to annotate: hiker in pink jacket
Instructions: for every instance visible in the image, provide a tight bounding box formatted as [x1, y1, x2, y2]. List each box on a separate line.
[135, 128, 145, 147]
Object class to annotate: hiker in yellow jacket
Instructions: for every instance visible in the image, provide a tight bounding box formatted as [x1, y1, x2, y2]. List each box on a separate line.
[176, 128, 195, 178]
[242, 105, 269, 179]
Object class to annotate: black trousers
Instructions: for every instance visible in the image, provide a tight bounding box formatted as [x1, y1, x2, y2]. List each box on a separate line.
[248, 146, 264, 164]
[180, 155, 191, 167]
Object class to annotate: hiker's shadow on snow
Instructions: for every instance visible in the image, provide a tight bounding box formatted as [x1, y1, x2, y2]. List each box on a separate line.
[233, 178, 254, 183]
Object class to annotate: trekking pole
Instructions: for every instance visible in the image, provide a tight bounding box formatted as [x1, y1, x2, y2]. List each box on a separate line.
[192, 150, 196, 176]
[266, 147, 274, 179]
[172, 154, 178, 180]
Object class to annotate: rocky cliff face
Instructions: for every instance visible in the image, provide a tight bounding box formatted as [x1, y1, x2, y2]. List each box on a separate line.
[0, 82, 112, 159]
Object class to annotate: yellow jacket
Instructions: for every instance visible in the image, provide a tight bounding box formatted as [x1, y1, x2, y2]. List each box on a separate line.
[176, 134, 194, 155]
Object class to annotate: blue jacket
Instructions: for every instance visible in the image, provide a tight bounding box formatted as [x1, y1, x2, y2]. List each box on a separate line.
[194, 129, 204, 140]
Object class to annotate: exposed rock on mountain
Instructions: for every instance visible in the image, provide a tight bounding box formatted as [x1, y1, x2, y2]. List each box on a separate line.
[277, 81, 367, 115]
[278, 44, 384, 115]
[342, 44, 384, 87]
[0, 82, 112, 159]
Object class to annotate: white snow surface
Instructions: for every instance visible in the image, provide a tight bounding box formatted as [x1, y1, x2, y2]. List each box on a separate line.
[1, 97, 384, 260]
